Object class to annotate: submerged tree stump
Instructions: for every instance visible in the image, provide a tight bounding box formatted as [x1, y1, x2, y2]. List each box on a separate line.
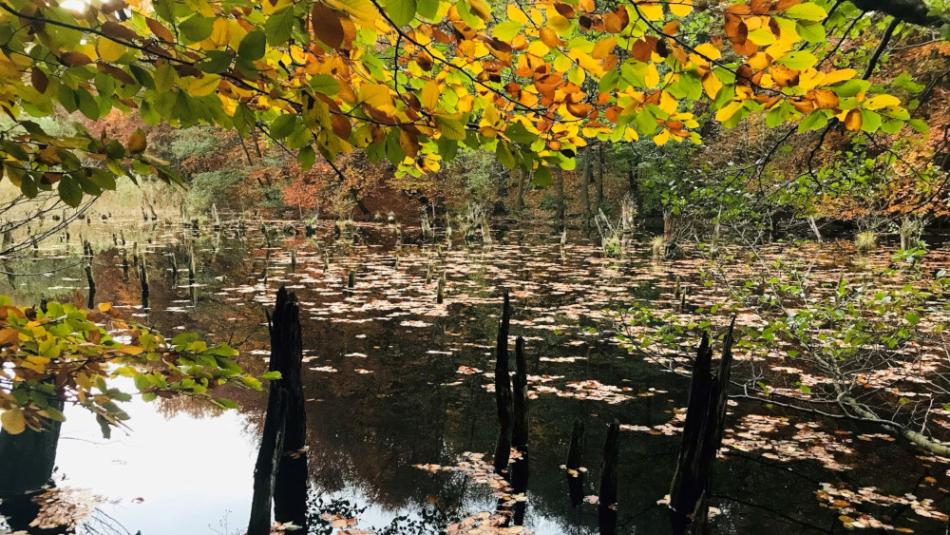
[493, 288, 513, 476]
[668, 319, 735, 535]
[248, 286, 309, 534]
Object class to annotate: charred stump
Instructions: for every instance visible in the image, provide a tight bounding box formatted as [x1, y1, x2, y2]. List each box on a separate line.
[248, 287, 309, 534]
[668, 319, 735, 535]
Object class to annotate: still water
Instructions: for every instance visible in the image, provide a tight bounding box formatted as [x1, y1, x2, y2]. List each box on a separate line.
[2, 219, 948, 534]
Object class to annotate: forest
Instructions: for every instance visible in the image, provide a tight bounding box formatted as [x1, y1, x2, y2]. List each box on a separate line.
[0, 0, 948, 533]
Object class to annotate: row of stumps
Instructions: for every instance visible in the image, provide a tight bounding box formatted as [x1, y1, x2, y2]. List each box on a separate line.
[248, 287, 310, 534]
[490, 289, 735, 535]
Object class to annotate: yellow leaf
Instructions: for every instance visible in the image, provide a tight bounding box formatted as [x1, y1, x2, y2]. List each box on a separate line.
[592, 37, 616, 60]
[118, 345, 145, 356]
[715, 100, 744, 122]
[638, 2, 664, 21]
[97, 302, 113, 313]
[843, 109, 862, 130]
[669, 0, 692, 17]
[187, 74, 222, 97]
[864, 94, 900, 110]
[97, 38, 127, 63]
[702, 72, 722, 98]
[821, 68, 856, 86]
[506, 4, 528, 23]
[420, 79, 440, 110]
[694, 43, 721, 61]
[644, 63, 660, 88]
[1, 408, 26, 435]
[653, 129, 671, 145]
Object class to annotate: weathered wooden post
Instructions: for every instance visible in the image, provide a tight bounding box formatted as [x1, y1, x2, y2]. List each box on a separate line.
[668, 320, 735, 535]
[436, 273, 445, 304]
[248, 286, 309, 534]
[493, 288, 513, 475]
[598, 421, 619, 535]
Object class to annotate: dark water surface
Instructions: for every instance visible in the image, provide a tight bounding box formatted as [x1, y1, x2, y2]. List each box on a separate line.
[2, 220, 949, 534]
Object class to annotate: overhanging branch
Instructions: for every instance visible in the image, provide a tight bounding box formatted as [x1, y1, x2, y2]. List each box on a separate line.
[849, 0, 945, 27]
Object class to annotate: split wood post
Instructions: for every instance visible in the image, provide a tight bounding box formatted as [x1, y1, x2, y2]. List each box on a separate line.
[493, 288, 513, 476]
[598, 421, 619, 535]
[668, 319, 735, 535]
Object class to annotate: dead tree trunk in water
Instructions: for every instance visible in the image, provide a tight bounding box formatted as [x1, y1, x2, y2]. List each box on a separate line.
[248, 287, 309, 534]
[493, 288, 513, 476]
[669, 320, 735, 535]
[598, 421, 619, 535]
[271, 287, 308, 527]
[0, 400, 65, 534]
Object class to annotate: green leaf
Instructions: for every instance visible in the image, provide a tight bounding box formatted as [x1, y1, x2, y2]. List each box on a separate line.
[386, 0, 416, 26]
[784, 2, 826, 21]
[417, 0, 438, 18]
[860, 109, 882, 132]
[270, 114, 297, 139]
[832, 79, 870, 98]
[76, 88, 100, 119]
[797, 110, 828, 133]
[309, 74, 340, 95]
[776, 51, 817, 70]
[908, 118, 928, 134]
[504, 123, 536, 144]
[265, 8, 296, 46]
[58, 176, 83, 207]
[796, 21, 825, 43]
[532, 166, 552, 187]
[239, 30, 267, 61]
[179, 15, 213, 42]
[199, 51, 233, 73]
[436, 116, 467, 141]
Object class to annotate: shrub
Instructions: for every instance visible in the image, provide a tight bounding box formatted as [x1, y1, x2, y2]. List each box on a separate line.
[188, 170, 246, 213]
[855, 231, 877, 253]
[651, 236, 666, 258]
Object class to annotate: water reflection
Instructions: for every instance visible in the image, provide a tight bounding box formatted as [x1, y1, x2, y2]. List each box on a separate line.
[1, 221, 948, 534]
